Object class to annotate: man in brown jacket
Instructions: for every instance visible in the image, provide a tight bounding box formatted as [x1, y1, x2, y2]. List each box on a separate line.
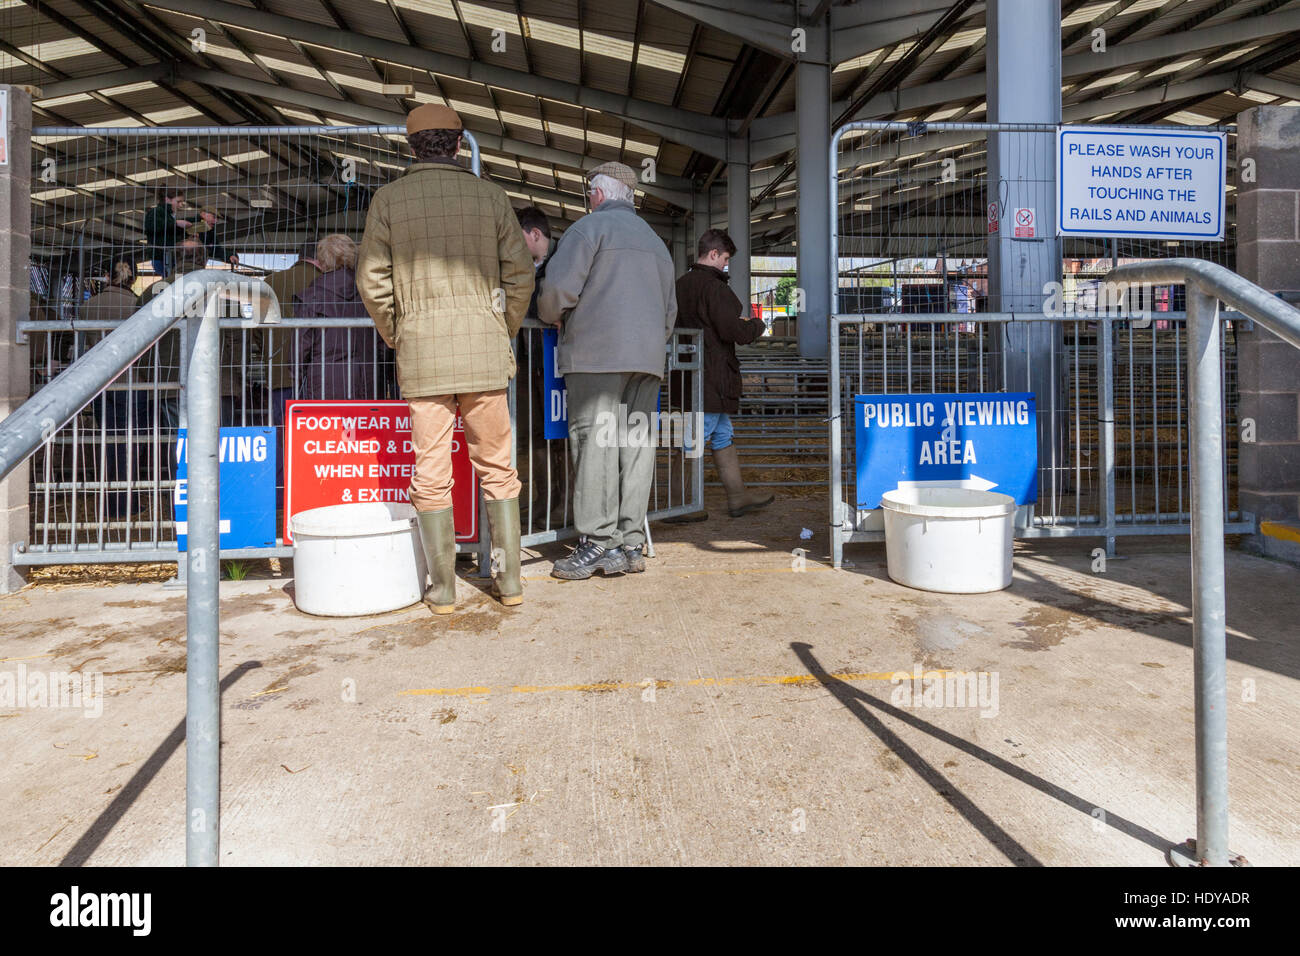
[357, 104, 534, 613]
[675, 229, 773, 517]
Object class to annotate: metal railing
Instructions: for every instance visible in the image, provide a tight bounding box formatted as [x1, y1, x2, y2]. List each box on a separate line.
[511, 319, 703, 549]
[15, 317, 703, 570]
[30, 125, 481, 287]
[827, 310, 1251, 566]
[22, 122, 703, 569]
[0, 271, 281, 866]
[1105, 259, 1300, 868]
[825, 118, 1246, 553]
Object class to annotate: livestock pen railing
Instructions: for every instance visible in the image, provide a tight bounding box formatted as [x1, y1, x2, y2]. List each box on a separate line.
[827, 309, 1252, 567]
[14, 316, 703, 571]
[19, 123, 703, 572]
[827, 118, 1246, 563]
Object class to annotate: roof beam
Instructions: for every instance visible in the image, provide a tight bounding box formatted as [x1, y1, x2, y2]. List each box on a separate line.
[646, 0, 796, 59]
[1245, 74, 1300, 102]
[1062, 71, 1238, 122]
[35, 65, 172, 100]
[1059, 4, 1300, 75]
[833, 0, 978, 126]
[752, 3, 1300, 144]
[174, 67, 694, 207]
[831, 4, 965, 65]
[141, 0, 730, 156]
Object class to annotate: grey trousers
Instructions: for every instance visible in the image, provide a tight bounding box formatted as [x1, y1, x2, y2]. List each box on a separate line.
[565, 371, 661, 549]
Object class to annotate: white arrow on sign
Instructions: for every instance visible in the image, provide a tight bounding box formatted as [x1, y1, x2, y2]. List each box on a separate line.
[898, 475, 998, 492]
[176, 520, 232, 534]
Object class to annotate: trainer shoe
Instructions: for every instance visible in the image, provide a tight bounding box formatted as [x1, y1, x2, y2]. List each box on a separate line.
[551, 537, 629, 580]
[621, 544, 646, 573]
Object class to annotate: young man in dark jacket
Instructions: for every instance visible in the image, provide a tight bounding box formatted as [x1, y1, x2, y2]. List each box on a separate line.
[143, 188, 192, 278]
[674, 229, 773, 517]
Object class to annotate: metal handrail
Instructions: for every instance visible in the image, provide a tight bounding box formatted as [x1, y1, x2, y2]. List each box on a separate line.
[0, 270, 282, 867]
[1106, 259, 1300, 347]
[1105, 258, 1300, 868]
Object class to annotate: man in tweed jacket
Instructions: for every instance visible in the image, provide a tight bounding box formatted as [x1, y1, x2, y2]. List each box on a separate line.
[357, 104, 534, 613]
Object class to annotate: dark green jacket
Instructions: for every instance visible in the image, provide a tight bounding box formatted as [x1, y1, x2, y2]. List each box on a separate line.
[143, 203, 185, 261]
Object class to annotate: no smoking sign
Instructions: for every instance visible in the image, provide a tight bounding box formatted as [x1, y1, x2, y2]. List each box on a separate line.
[1013, 207, 1036, 238]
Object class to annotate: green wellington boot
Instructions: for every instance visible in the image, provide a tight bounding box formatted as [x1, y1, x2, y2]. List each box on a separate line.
[485, 497, 524, 607]
[712, 444, 775, 517]
[416, 508, 458, 614]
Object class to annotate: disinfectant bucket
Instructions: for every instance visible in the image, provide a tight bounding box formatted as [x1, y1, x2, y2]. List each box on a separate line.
[290, 502, 427, 616]
[880, 487, 1017, 593]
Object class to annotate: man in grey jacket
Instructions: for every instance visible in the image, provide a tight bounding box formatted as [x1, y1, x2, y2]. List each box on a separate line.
[538, 162, 677, 579]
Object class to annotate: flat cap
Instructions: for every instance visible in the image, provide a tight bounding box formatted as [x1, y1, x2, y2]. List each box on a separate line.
[588, 161, 638, 193]
[406, 103, 462, 135]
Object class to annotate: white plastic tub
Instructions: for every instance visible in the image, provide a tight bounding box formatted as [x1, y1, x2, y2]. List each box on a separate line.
[290, 502, 427, 616]
[880, 487, 1017, 593]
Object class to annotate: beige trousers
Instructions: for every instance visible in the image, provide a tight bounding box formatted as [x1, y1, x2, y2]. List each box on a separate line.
[407, 389, 521, 512]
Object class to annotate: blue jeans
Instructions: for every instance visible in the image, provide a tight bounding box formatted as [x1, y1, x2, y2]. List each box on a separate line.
[685, 412, 734, 454]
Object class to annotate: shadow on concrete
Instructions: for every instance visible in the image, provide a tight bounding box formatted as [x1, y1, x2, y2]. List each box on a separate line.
[1013, 557, 1300, 682]
[59, 660, 263, 867]
[791, 641, 1180, 866]
[841, 538, 1300, 682]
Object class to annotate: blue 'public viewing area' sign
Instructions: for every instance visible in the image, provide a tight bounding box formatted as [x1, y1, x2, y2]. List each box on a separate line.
[853, 392, 1038, 509]
[174, 427, 278, 551]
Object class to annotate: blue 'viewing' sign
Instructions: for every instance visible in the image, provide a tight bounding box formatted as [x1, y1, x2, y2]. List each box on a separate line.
[542, 329, 568, 440]
[174, 427, 277, 551]
[854, 392, 1038, 509]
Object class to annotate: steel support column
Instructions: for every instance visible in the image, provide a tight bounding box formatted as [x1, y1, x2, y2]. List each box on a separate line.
[728, 135, 752, 312]
[692, 186, 710, 253]
[671, 219, 688, 276]
[797, 50, 831, 358]
[986, 0, 1062, 518]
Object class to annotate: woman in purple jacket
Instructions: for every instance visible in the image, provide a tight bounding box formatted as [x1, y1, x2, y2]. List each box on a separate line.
[293, 234, 381, 400]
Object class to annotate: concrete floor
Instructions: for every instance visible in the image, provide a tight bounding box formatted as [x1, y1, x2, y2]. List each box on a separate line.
[2, 494, 1298, 866]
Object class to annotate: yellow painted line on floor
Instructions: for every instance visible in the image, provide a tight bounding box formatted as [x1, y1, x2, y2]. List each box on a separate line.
[1261, 520, 1300, 545]
[399, 669, 962, 698]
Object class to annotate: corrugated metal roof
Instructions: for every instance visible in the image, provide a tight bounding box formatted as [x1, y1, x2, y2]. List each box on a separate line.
[7, 0, 1297, 251]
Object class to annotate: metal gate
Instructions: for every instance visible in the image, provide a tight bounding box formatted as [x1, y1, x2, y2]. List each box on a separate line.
[827, 120, 1247, 567]
[18, 125, 701, 571]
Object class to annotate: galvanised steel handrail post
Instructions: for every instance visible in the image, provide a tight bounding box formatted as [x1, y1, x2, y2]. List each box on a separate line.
[1184, 285, 1228, 868]
[185, 288, 225, 866]
[0, 272, 242, 478]
[1106, 258, 1300, 867]
[0, 270, 281, 867]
